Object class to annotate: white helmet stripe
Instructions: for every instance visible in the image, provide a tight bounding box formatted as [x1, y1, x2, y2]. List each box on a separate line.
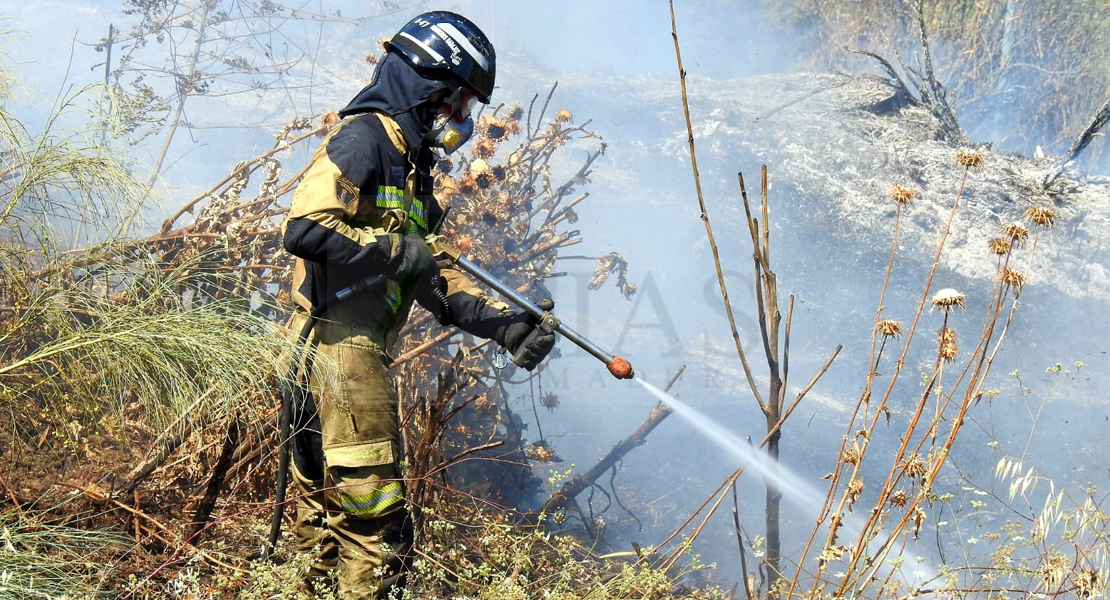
[432, 22, 490, 71]
[397, 31, 445, 63]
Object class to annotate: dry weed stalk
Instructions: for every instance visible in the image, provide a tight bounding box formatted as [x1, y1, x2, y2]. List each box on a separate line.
[665, 6, 841, 598]
[778, 147, 1061, 600]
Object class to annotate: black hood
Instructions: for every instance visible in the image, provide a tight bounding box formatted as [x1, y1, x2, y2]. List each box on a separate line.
[338, 52, 450, 151]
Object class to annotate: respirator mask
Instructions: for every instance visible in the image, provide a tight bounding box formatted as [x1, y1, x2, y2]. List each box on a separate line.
[429, 86, 479, 155]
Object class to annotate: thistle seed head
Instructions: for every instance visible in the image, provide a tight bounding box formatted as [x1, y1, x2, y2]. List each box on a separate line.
[1023, 206, 1056, 228]
[998, 267, 1026, 291]
[554, 109, 574, 124]
[1002, 222, 1030, 246]
[889, 489, 909, 508]
[956, 149, 984, 168]
[472, 138, 497, 159]
[988, 237, 1012, 255]
[931, 288, 966, 311]
[876, 319, 903, 338]
[890, 185, 915, 205]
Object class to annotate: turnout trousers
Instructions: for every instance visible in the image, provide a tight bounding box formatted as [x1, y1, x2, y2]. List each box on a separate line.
[288, 313, 412, 599]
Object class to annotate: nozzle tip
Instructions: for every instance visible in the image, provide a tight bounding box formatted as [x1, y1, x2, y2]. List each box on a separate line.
[607, 356, 634, 380]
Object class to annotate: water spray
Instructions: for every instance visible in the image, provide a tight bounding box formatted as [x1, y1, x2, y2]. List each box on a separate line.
[632, 376, 938, 586]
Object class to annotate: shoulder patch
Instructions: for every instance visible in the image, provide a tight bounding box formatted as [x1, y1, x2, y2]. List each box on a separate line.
[336, 176, 359, 206]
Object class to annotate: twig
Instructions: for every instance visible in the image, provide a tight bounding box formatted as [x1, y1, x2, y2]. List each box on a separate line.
[670, 2, 763, 410]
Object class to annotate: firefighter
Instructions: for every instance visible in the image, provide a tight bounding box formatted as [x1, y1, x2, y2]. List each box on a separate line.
[280, 11, 555, 598]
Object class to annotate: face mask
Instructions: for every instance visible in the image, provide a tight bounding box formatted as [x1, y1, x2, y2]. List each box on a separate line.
[430, 87, 479, 154]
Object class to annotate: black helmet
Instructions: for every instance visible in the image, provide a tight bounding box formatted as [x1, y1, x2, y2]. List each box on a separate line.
[387, 11, 496, 103]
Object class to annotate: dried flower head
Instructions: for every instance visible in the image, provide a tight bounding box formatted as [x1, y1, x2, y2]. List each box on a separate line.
[540, 392, 560, 412]
[938, 327, 959, 362]
[473, 137, 497, 158]
[841, 446, 861, 465]
[436, 176, 459, 199]
[475, 173, 493, 189]
[436, 157, 454, 173]
[876, 319, 903, 338]
[890, 185, 915, 205]
[554, 109, 573, 124]
[845, 478, 864, 507]
[931, 288, 966, 311]
[527, 440, 557, 462]
[507, 104, 524, 120]
[1002, 222, 1030, 246]
[490, 165, 506, 181]
[453, 234, 475, 255]
[319, 111, 341, 132]
[457, 175, 477, 195]
[912, 507, 926, 538]
[1023, 206, 1056, 228]
[889, 489, 909, 508]
[998, 267, 1026, 291]
[365, 53, 379, 65]
[469, 158, 490, 175]
[956, 149, 984, 168]
[903, 454, 927, 479]
[988, 237, 1012, 256]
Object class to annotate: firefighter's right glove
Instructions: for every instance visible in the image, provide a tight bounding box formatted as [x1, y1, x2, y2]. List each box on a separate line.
[495, 299, 556, 371]
[383, 233, 438, 288]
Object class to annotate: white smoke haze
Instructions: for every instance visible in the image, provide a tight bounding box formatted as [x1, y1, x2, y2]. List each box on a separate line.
[7, 0, 1109, 593]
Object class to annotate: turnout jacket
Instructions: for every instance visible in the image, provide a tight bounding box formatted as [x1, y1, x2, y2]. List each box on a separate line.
[282, 111, 509, 350]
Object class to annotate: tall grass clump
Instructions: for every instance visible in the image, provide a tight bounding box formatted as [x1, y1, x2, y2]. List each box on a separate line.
[0, 506, 129, 598]
[0, 49, 298, 457]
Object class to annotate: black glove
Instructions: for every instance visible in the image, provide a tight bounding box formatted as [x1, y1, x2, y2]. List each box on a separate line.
[495, 299, 556, 371]
[382, 233, 438, 289]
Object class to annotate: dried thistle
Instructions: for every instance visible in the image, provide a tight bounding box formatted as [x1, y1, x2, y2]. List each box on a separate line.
[507, 104, 524, 120]
[554, 109, 573, 124]
[1001, 222, 1030, 246]
[889, 489, 909, 508]
[956, 149, 984, 168]
[840, 445, 861, 465]
[473, 137, 497, 158]
[903, 454, 927, 479]
[988, 237, 1012, 255]
[846, 478, 864, 506]
[1023, 205, 1056, 228]
[458, 175, 477, 195]
[890, 185, 915, 205]
[937, 327, 959, 361]
[469, 158, 491, 175]
[876, 319, 902, 338]
[997, 267, 1026, 292]
[436, 176, 459, 200]
[931, 288, 965, 311]
[319, 111, 341, 133]
[911, 507, 926, 539]
[539, 392, 560, 412]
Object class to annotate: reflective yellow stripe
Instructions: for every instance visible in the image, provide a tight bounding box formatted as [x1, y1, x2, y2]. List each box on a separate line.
[376, 185, 404, 209]
[341, 481, 404, 516]
[409, 197, 427, 230]
[385, 280, 403, 314]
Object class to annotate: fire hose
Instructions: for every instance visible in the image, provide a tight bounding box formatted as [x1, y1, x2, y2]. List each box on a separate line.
[264, 239, 634, 557]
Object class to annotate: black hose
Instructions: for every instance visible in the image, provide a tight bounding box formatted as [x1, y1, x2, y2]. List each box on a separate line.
[263, 274, 382, 560]
[430, 272, 452, 326]
[263, 302, 326, 559]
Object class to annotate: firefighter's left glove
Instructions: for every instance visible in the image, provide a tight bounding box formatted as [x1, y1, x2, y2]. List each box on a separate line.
[495, 299, 556, 371]
[383, 233, 438, 289]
